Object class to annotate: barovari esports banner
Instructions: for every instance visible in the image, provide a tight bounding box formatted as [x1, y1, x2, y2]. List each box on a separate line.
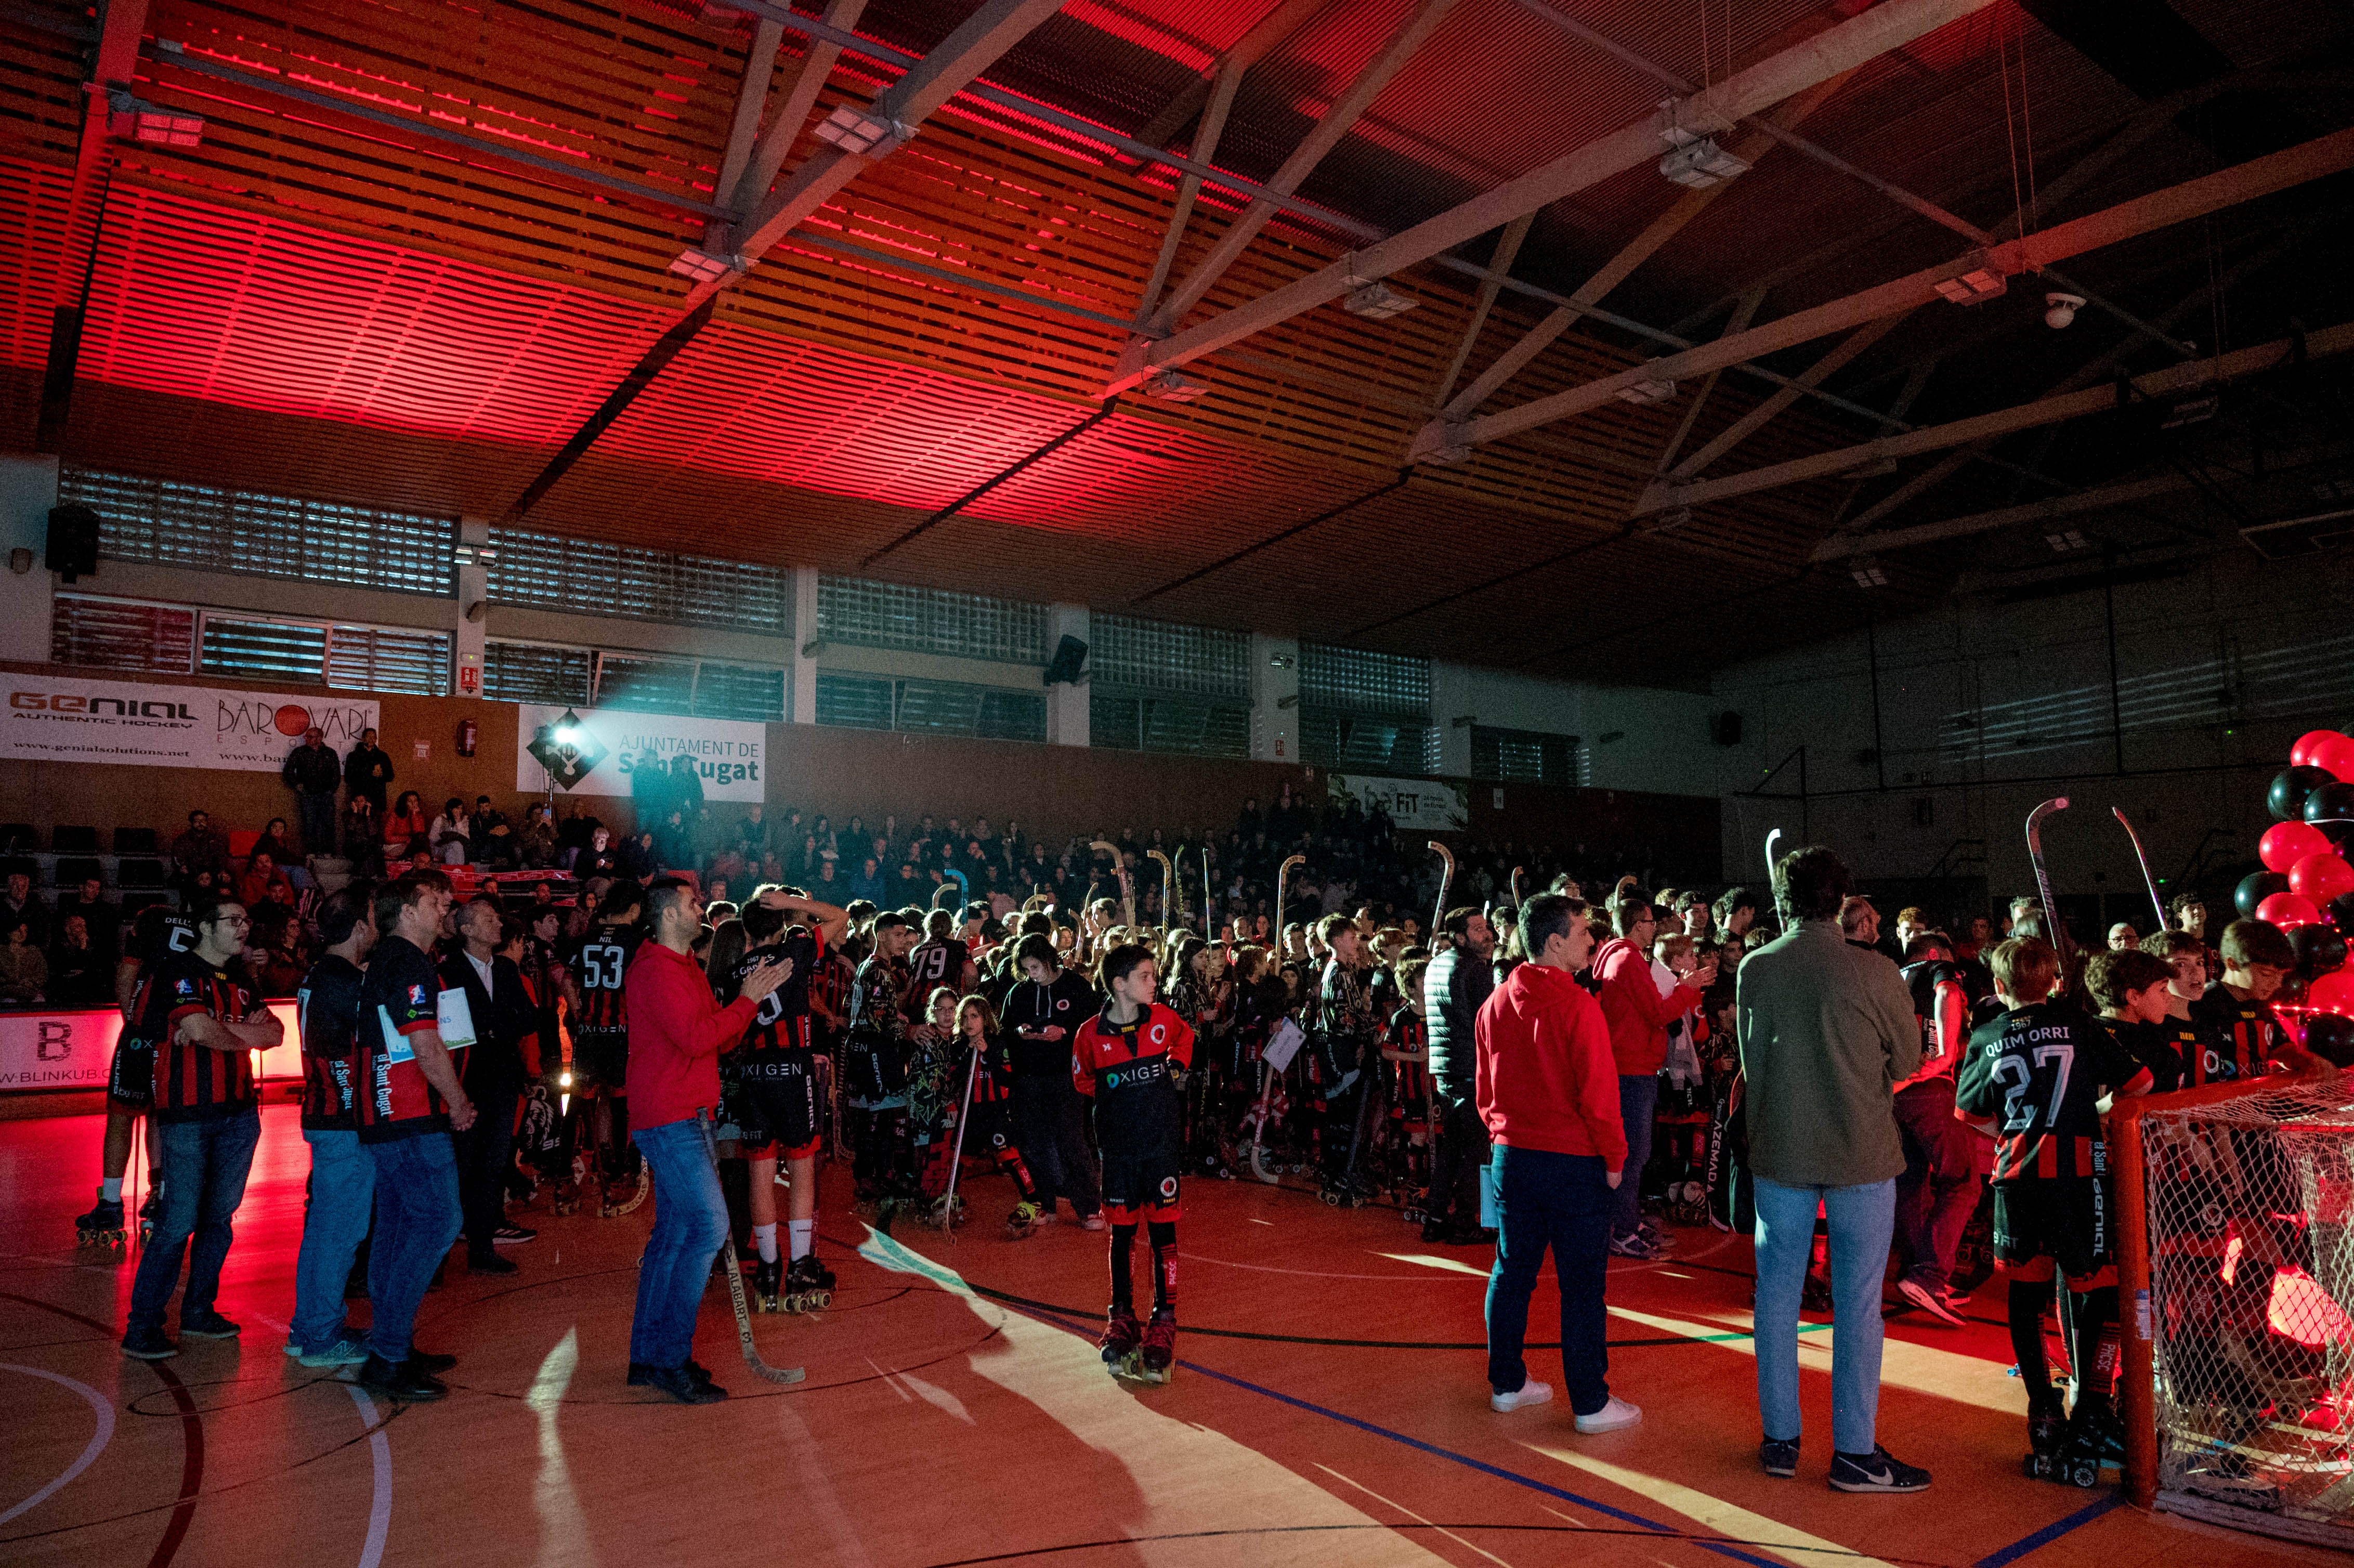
[515, 703, 767, 804]
[2, 673, 380, 772]
[1327, 773, 1469, 833]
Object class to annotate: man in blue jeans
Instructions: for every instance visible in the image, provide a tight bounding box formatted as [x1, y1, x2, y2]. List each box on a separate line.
[287, 884, 378, 1365]
[1736, 845, 1931, 1492]
[624, 877, 788, 1403]
[122, 896, 283, 1360]
[353, 870, 473, 1402]
[1476, 894, 1641, 1433]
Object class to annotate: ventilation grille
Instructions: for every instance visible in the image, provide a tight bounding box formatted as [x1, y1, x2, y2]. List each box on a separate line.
[1090, 612, 1250, 699]
[55, 595, 447, 694]
[51, 594, 197, 675]
[488, 528, 792, 636]
[1301, 642, 1431, 721]
[1472, 726, 1589, 787]
[1299, 709, 1441, 775]
[1090, 690, 1250, 758]
[814, 671, 1044, 742]
[63, 466, 453, 597]
[483, 642, 592, 707]
[817, 575, 1045, 664]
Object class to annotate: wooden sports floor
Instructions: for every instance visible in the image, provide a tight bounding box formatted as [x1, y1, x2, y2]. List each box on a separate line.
[1, 1104, 2338, 1568]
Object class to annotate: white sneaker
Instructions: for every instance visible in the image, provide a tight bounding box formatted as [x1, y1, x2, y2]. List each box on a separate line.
[1080, 1212, 1107, 1232]
[1575, 1395, 1643, 1433]
[1490, 1378, 1553, 1413]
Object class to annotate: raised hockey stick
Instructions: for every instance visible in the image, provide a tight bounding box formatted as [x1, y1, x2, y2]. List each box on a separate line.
[1510, 865, 1526, 909]
[2025, 798, 2075, 972]
[1764, 827, 1782, 883]
[1275, 853, 1304, 938]
[694, 1110, 805, 1384]
[928, 1042, 983, 1240]
[2111, 807, 2167, 931]
[1147, 848, 1175, 934]
[1091, 840, 1135, 928]
[1428, 840, 1455, 938]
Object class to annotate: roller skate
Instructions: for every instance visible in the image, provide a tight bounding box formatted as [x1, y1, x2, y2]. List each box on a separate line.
[2048, 1395, 2122, 1488]
[781, 1253, 833, 1313]
[1100, 1307, 1142, 1379]
[75, 1189, 128, 1247]
[2022, 1391, 2069, 1482]
[138, 1186, 163, 1241]
[601, 1165, 650, 1217]
[1319, 1174, 1361, 1209]
[1136, 1308, 1176, 1385]
[924, 1191, 967, 1232]
[750, 1258, 784, 1312]
[551, 1179, 582, 1216]
[1005, 1200, 1040, 1239]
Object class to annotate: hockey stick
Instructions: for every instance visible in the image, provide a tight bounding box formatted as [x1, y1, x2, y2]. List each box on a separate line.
[1275, 853, 1304, 940]
[693, 1110, 805, 1384]
[2111, 807, 2167, 931]
[1428, 840, 1455, 938]
[1090, 840, 1135, 929]
[929, 1042, 983, 1240]
[1203, 850, 1214, 939]
[1764, 828, 1781, 883]
[1510, 866, 1526, 909]
[1147, 848, 1175, 934]
[2025, 798, 2075, 973]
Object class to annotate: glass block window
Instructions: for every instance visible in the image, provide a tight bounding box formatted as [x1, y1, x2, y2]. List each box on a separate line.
[484, 642, 592, 707]
[594, 654, 697, 714]
[817, 574, 1046, 664]
[815, 671, 893, 730]
[692, 662, 786, 723]
[200, 616, 329, 685]
[1089, 613, 1250, 700]
[1299, 711, 1441, 775]
[813, 671, 1044, 742]
[326, 626, 451, 697]
[1472, 726, 1590, 787]
[1300, 642, 1431, 720]
[63, 466, 453, 596]
[488, 528, 792, 636]
[51, 594, 196, 674]
[1091, 691, 1250, 758]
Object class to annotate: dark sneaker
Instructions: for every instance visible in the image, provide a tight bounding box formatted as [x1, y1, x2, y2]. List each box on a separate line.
[1760, 1436, 1801, 1478]
[1897, 1277, 1966, 1327]
[493, 1224, 537, 1244]
[409, 1349, 458, 1374]
[467, 1251, 519, 1275]
[1828, 1446, 1931, 1493]
[356, 1353, 447, 1402]
[295, 1330, 372, 1367]
[640, 1364, 728, 1404]
[180, 1311, 242, 1339]
[122, 1325, 179, 1361]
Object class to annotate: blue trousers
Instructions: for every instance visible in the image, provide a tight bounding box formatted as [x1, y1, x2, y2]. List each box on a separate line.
[127, 1108, 260, 1335]
[1608, 1074, 1658, 1240]
[291, 1128, 375, 1352]
[629, 1116, 729, 1370]
[1754, 1174, 1895, 1454]
[1485, 1143, 1613, 1415]
[363, 1132, 462, 1363]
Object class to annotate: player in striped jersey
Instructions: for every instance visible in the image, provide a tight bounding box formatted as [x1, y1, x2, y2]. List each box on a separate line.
[76, 905, 197, 1245]
[557, 880, 645, 1213]
[287, 885, 379, 1365]
[2188, 919, 2325, 1081]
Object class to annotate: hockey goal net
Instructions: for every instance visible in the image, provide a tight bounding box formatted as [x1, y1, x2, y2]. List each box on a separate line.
[2115, 1072, 2354, 1549]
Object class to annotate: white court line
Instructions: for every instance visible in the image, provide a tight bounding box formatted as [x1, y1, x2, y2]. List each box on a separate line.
[1526, 1445, 1897, 1568]
[0, 1363, 116, 1525]
[1315, 1463, 1514, 1568]
[1181, 1252, 1477, 1281]
[344, 1384, 393, 1568]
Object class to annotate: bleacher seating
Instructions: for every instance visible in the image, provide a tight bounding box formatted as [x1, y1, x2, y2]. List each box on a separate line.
[51, 826, 100, 854]
[115, 827, 159, 854]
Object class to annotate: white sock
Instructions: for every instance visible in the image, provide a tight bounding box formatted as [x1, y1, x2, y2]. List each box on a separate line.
[788, 1219, 813, 1262]
[102, 1177, 123, 1203]
[753, 1223, 779, 1264]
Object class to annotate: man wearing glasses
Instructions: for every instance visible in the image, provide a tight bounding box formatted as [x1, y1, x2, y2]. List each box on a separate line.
[121, 897, 284, 1361]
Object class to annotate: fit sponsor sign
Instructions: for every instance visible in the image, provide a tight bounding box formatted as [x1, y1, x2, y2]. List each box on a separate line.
[3, 674, 378, 772]
[1326, 773, 1468, 832]
[514, 704, 766, 804]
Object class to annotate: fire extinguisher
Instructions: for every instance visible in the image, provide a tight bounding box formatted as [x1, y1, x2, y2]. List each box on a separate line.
[456, 717, 478, 757]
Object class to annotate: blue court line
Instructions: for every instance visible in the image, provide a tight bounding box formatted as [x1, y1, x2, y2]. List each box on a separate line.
[1970, 1494, 2124, 1568]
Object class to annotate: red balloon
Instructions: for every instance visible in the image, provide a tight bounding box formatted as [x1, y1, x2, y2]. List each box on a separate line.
[2291, 852, 2354, 906]
[2262, 820, 2334, 873]
[2311, 969, 2354, 1017]
[2314, 735, 2354, 783]
[2258, 892, 2323, 929]
[2295, 729, 2349, 768]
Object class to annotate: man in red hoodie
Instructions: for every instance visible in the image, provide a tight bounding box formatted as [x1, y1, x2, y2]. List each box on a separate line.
[623, 877, 788, 1404]
[1476, 893, 1640, 1433]
[1593, 893, 1714, 1259]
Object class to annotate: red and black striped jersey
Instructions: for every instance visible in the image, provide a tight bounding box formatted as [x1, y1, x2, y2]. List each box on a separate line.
[297, 952, 366, 1131]
[135, 952, 258, 1123]
[121, 911, 201, 1044]
[905, 937, 963, 1007]
[1956, 1001, 2144, 1183]
[717, 945, 799, 1054]
[356, 935, 463, 1143]
[1073, 1002, 1194, 1159]
[2187, 985, 2288, 1082]
[569, 926, 643, 1041]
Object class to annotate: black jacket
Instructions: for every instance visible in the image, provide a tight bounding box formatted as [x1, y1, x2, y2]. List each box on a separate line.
[1000, 967, 1098, 1078]
[1423, 944, 1494, 1095]
[343, 743, 396, 805]
[282, 742, 342, 796]
[439, 949, 534, 1099]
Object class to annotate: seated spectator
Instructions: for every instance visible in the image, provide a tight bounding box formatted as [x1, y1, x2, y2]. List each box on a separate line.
[253, 816, 300, 869]
[54, 876, 117, 964]
[343, 794, 385, 876]
[383, 790, 430, 861]
[430, 797, 473, 866]
[579, 826, 622, 879]
[618, 829, 659, 879]
[45, 913, 112, 1005]
[2, 869, 49, 948]
[239, 850, 298, 912]
[656, 807, 695, 872]
[250, 908, 309, 998]
[474, 795, 516, 869]
[170, 808, 231, 886]
[0, 916, 45, 1003]
[518, 803, 557, 869]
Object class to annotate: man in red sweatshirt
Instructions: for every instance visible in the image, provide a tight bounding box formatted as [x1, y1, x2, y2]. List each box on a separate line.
[1593, 893, 1713, 1259]
[623, 877, 787, 1404]
[1476, 893, 1640, 1433]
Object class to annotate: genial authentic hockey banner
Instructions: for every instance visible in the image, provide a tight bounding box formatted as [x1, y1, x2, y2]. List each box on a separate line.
[1, 672, 380, 772]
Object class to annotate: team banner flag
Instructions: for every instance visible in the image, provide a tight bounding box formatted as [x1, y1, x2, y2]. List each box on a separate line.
[2, 672, 378, 772]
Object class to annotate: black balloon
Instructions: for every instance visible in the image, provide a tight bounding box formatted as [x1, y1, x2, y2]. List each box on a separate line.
[2238, 870, 2291, 917]
[2306, 781, 2354, 846]
[2292, 922, 2350, 976]
[2335, 890, 2354, 932]
[2278, 972, 2312, 1006]
[2306, 1011, 2354, 1069]
[2271, 766, 2334, 822]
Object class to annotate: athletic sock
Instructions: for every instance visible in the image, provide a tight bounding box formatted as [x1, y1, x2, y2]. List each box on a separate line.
[1109, 1222, 1136, 1315]
[2065, 1285, 2120, 1399]
[1148, 1219, 1178, 1314]
[2009, 1278, 2051, 1394]
[996, 1146, 1037, 1201]
[101, 1177, 123, 1203]
[787, 1219, 812, 1262]
[753, 1223, 779, 1264]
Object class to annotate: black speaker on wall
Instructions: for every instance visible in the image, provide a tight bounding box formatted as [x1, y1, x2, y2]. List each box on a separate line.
[1042, 634, 1089, 686]
[1711, 710, 1744, 747]
[46, 502, 100, 584]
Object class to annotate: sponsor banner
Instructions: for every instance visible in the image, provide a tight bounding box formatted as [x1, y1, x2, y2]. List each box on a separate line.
[0, 1004, 302, 1094]
[2, 673, 378, 772]
[1327, 773, 1468, 833]
[515, 704, 767, 804]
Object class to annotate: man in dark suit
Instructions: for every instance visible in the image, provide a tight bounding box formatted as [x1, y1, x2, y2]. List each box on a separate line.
[440, 896, 537, 1274]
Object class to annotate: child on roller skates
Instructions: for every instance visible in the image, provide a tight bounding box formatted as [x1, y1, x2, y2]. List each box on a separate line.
[1956, 937, 2152, 1487]
[845, 913, 917, 1212]
[1074, 943, 1194, 1383]
[956, 994, 1043, 1236]
[557, 881, 646, 1217]
[710, 902, 833, 1312]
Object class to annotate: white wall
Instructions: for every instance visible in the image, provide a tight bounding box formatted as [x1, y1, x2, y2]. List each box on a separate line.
[1434, 663, 1722, 795]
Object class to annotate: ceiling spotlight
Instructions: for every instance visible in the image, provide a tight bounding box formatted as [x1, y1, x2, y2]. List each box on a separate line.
[1139, 369, 1206, 402]
[1657, 135, 1749, 189]
[1616, 366, 1678, 406]
[814, 104, 911, 155]
[2045, 528, 2089, 553]
[106, 90, 203, 148]
[1850, 556, 1890, 590]
[1343, 280, 1418, 320]
[2044, 292, 2084, 329]
[1933, 251, 2007, 306]
[669, 247, 740, 284]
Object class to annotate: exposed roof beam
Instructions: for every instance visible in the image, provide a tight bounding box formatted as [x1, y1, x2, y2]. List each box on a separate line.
[1664, 316, 1901, 483]
[1652, 320, 2354, 524]
[1650, 284, 1766, 478]
[37, 0, 148, 453]
[1124, 0, 1334, 158]
[1100, 0, 1995, 396]
[1810, 474, 2200, 560]
[1431, 125, 2354, 465]
[1140, 0, 1461, 337]
[720, 0, 871, 228]
[1430, 214, 1533, 408]
[1131, 51, 1251, 327]
[712, 16, 786, 219]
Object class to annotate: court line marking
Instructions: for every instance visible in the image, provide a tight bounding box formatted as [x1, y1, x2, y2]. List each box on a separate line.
[0, 1363, 116, 1525]
[343, 1385, 391, 1568]
[1315, 1464, 1514, 1567]
[1528, 1445, 1900, 1568]
[1969, 1495, 2123, 1568]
